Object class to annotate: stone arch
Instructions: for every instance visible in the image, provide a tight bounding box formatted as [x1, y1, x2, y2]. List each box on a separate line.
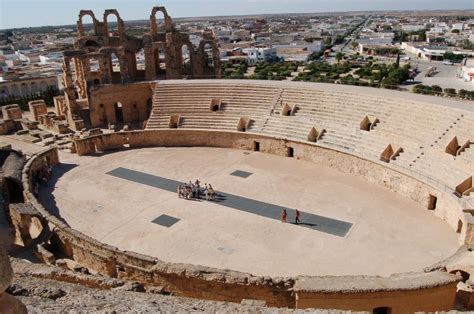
[0, 85, 9, 98]
[198, 39, 221, 78]
[202, 42, 215, 69]
[150, 6, 173, 35]
[20, 82, 29, 96]
[181, 42, 194, 76]
[77, 10, 98, 37]
[153, 44, 167, 78]
[103, 9, 124, 36]
[39, 81, 48, 91]
[30, 82, 39, 94]
[99, 47, 130, 83]
[84, 40, 100, 53]
[10, 84, 20, 97]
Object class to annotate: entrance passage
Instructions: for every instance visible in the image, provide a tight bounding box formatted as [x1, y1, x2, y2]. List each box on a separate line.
[106, 167, 353, 237]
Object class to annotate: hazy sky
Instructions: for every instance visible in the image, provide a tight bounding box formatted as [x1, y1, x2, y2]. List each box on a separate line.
[1, 0, 473, 29]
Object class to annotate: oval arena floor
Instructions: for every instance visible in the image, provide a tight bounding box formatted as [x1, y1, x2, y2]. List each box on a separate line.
[41, 147, 459, 277]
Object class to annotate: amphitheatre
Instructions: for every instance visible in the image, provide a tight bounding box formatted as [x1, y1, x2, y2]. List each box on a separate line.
[0, 5, 473, 313]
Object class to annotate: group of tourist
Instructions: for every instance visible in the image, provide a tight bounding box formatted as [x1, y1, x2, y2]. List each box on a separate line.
[32, 163, 53, 196]
[282, 209, 301, 224]
[177, 179, 216, 201]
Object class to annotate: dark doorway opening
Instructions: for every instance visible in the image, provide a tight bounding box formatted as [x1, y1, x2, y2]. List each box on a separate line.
[457, 219, 463, 234]
[373, 307, 391, 314]
[114, 102, 124, 124]
[287, 147, 294, 158]
[254, 141, 260, 152]
[428, 194, 437, 210]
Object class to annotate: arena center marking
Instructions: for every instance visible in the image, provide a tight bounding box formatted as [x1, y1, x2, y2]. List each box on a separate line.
[106, 167, 353, 237]
[230, 170, 253, 178]
[152, 214, 180, 228]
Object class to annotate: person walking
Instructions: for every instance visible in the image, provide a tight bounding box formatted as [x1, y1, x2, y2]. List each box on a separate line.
[281, 209, 287, 223]
[295, 209, 300, 224]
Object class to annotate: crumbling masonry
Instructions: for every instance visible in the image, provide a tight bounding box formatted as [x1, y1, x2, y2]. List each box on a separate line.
[61, 6, 221, 129]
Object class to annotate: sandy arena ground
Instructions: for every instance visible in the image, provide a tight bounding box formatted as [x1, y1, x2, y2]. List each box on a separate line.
[41, 147, 459, 277]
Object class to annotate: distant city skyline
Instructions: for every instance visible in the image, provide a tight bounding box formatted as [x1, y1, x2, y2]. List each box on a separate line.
[0, 0, 473, 29]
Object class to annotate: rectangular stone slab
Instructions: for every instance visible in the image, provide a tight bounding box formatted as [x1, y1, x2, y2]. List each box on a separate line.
[151, 214, 180, 228]
[230, 170, 253, 178]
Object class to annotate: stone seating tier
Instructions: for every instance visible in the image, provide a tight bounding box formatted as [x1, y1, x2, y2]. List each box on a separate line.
[147, 81, 474, 198]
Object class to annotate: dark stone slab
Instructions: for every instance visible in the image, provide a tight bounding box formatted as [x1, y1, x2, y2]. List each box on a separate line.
[152, 214, 180, 228]
[230, 170, 253, 178]
[106, 167, 353, 237]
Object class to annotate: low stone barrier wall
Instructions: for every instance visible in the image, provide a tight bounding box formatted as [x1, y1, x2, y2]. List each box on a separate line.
[21, 132, 466, 311]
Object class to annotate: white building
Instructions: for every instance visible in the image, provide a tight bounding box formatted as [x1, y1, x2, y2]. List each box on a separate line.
[401, 24, 426, 32]
[244, 47, 277, 65]
[452, 23, 465, 32]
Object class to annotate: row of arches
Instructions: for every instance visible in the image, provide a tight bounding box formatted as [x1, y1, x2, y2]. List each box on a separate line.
[77, 6, 171, 38]
[66, 38, 219, 90]
[0, 80, 56, 98]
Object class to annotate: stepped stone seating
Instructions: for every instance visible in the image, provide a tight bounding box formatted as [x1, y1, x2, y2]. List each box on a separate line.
[146, 81, 474, 200]
[147, 83, 280, 131]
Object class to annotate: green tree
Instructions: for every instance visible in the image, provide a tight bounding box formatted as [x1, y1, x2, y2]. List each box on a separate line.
[444, 88, 456, 97]
[336, 52, 344, 63]
[431, 85, 443, 95]
[443, 51, 465, 62]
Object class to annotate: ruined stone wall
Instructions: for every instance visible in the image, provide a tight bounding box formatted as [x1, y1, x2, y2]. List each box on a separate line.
[295, 282, 458, 312]
[22, 142, 464, 311]
[88, 82, 154, 128]
[62, 6, 221, 129]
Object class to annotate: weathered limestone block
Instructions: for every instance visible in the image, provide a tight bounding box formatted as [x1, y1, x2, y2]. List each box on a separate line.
[35, 244, 55, 265]
[9, 203, 44, 247]
[0, 246, 27, 314]
[1, 105, 22, 120]
[28, 100, 48, 122]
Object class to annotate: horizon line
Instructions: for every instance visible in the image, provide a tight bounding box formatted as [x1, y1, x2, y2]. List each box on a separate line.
[1, 8, 474, 31]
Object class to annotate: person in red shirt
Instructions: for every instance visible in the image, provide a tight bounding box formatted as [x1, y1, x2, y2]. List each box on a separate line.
[281, 209, 287, 223]
[295, 209, 300, 224]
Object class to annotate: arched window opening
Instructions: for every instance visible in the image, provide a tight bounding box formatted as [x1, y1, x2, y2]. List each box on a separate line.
[136, 48, 145, 72]
[204, 43, 214, 69]
[30, 82, 39, 94]
[155, 47, 166, 78]
[181, 45, 192, 75]
[39, 81, 48, 91]
[11, 84, 20, 97]
[110, 53, 120, 73]
[81, 15, 95, 36]
[84, 40, 99, 53]
[106, 14, 119, 36]
[89, 57, 100, 72]
[20, 83, 29, 96]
